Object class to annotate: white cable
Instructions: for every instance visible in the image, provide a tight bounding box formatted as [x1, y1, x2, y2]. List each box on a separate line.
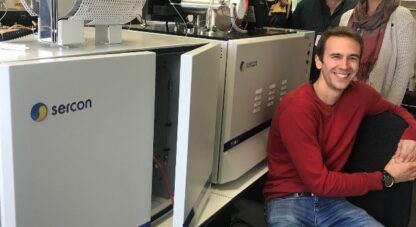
[167, 0, 188, 35]
[230, 3, 247, 33]
[0, 2, 8, 23]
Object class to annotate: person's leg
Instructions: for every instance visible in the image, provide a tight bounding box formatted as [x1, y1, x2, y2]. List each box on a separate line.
[265, 197, 315, 227]
[316, 197, 383, 227]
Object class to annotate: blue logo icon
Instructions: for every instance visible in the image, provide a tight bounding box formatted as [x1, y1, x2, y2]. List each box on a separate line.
[31, 102, 48, 122]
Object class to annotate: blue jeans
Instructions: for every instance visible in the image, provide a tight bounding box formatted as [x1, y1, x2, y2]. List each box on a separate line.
[265, 196, 383, 227]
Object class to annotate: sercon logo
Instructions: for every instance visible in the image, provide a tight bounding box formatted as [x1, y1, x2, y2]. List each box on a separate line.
[31, 102, 48, 122]
[239, 60, 258, 72]
[51, 99, 92, 116]
[30, 99, 92, 122]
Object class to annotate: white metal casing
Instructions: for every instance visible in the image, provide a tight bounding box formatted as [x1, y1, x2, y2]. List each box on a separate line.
[0, 29, 221, 227]
[0, 52, 156, 227]
[173, 43, 221, 227]
[214, 31, 315, 183]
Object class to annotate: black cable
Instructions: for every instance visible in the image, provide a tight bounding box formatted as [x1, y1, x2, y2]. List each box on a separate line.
[0, 28, 36, 42]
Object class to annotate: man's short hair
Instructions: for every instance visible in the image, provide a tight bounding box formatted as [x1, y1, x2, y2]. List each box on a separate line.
[316, 26, 363, 61]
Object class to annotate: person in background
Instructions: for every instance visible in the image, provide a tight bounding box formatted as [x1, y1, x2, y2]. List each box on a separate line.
[292, 0, 358, 82]
[268, 0, 292, 28]
[340, 0, 416, 104]
[264, 26, 416, 226]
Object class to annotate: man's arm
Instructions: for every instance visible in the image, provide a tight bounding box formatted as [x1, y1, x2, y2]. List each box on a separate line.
[394, 140, 416, 162]
[384, 158, 416, 183]
[279, 104, 382, 196]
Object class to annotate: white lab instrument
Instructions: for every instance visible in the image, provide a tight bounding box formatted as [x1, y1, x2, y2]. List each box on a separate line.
[0, 29, 220, 227]
[212, 30, 314, 183]
[1, 52, 155, 227]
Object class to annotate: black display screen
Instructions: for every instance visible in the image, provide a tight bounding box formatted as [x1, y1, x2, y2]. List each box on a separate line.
[145, 0, 185, 22]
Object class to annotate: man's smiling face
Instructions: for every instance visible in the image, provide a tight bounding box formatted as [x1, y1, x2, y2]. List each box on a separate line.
[315, 36, 361, 92]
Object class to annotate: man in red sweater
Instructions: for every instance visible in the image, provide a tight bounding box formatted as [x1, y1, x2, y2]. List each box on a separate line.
[264, 26, 416, 226]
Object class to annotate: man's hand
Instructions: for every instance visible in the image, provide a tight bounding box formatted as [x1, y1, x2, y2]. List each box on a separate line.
[384, 158, 416, 183]
[393, 139, 416, 162]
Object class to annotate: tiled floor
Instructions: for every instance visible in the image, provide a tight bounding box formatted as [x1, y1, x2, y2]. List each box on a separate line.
[409, 182, 416, 227]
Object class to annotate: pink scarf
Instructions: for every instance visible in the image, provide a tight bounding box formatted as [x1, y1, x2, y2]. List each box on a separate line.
[348, 0, 398, 80]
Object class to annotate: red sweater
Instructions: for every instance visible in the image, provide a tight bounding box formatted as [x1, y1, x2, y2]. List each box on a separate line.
[264, 81, 416, 202]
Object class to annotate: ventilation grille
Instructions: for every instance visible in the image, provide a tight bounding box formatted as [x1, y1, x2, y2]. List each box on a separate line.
[69, 0, 146, 25]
